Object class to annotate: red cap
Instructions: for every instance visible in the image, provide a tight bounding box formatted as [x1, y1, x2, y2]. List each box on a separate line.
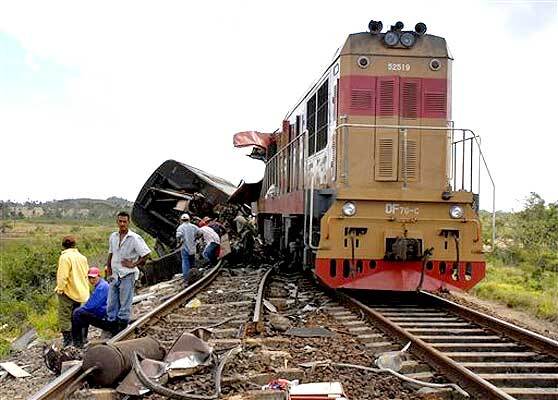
[87, 267, 100, 277]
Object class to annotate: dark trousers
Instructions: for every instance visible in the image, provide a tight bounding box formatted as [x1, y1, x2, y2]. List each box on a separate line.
[72, 308, 112, 344]
[203, 242, 220, 265]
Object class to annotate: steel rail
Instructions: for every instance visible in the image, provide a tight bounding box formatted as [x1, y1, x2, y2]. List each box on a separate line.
[29, 262, 223, 400]
[340, 293, 517, 400]
[419, 290, 558, 358]
[250, 266, 275, 334]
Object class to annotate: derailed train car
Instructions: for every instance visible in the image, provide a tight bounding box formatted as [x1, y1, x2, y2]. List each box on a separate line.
[232, 20, 495, 292]
[132, 160, 238, 284]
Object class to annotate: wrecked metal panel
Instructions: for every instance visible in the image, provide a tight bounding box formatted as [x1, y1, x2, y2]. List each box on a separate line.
[132, 160, 237, 247]
[138, 249, 181, 286]
[228, 180, 262, 205]
[233, 131, 275, 150]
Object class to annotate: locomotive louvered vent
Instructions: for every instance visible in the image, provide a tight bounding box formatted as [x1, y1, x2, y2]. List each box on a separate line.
[425, 92, 447, 114]
[351, 89, 373, 110]
[379, 80, 395, 116]
[378, 138, 394, 178]
[402, 82, 418, 119]
[399, 139, 418, 180]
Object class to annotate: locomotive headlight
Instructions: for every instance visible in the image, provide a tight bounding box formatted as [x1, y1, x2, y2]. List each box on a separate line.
[342, 202, 357, 217]
[383, 31, 400, 46]
[449, 205, 464, 219]
[400, 32, 416, 48]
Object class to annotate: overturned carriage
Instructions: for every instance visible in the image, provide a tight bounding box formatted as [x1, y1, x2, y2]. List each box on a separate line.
[132, 160, 238, 284]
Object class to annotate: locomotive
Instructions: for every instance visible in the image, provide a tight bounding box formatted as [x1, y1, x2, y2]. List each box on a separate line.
[232, 20, 492, 292]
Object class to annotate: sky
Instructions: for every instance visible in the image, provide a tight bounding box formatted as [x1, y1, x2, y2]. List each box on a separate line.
[0, 0, 556, 211]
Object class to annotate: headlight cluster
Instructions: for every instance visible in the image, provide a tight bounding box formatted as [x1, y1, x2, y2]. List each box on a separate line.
[375, 21, 427, 48]
[342, 202, 357, 216]
[449, 205, 464, 219]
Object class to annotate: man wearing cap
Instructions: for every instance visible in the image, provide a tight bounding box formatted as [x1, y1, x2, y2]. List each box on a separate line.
[105, 211, 151, 334]
[54, 236, 90, 347]
[176, 213, 200, 286]
[71, 267, 110, 347]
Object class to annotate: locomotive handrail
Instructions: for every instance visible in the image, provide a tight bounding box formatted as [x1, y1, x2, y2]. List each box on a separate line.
[306, 171, 320, 250]
[334, 122, 496, 252]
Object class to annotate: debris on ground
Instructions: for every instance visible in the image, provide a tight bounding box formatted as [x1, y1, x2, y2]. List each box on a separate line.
[285, 327, 334, 338]
[81, 336, 165, 386]
[269, 314, 292, 332]
[375, 341, 411, 371]
[264, 299, 278, 313]
[289, 381, 348, 400]
[10, 329, 37, 352]
[185, 298, 202, 309]
[42, 343, 82, 375]
[0, 361, 31, 378]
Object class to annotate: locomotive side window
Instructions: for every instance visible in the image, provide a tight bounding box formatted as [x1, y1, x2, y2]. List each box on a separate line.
[316, 80, 329, 152]
[306, 95, 317, 156]
[306, 80, 329, 156]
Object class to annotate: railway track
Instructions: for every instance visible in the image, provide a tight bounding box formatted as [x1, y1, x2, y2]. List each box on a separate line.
[30, 261, 271, 399]
[338, 290, 558, 400]
[23, 263, 558, 400]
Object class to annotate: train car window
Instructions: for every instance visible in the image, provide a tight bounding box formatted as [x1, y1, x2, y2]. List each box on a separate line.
[316, 80, 329, 152]
[307, 96, 317, 155]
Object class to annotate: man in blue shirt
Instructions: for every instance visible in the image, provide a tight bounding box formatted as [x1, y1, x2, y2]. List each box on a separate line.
[71, 267, 110, 347]
[176, 213, 200, 286]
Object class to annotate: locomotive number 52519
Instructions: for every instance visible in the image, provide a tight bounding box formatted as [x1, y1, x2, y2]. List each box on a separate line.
[387, 63, 411, 71]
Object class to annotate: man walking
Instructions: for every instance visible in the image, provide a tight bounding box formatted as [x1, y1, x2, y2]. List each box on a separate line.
[175, 213, 200, 286]
[105, 212, 151, 334]
[71, 267, 110, 347]
[54, 236, 89, 347]
[199, 222, 220, 265]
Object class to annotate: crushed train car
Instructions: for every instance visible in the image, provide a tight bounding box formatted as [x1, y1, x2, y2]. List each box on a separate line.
[132, 160, 239, 285]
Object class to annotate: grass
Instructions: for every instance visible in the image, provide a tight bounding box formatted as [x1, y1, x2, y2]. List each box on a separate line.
[0, 218, 154, 357]
[473, 260, 558, 321]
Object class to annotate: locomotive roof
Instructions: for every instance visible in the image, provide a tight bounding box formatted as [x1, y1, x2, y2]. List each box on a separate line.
[341, 32, 451, 59]
[284, 31, 452, 120]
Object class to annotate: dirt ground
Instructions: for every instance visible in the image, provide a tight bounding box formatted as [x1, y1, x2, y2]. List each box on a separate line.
[443, 290, 558, 341]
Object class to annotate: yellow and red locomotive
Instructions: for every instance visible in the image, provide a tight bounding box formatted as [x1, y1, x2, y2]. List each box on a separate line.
[233, 20, 491, 292]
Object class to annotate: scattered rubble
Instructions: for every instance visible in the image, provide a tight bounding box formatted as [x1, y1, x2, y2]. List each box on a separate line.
[0, 361, 31, 378]
[10, 328, 37, 352]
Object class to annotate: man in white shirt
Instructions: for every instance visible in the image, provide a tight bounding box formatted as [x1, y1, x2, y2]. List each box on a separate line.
[175, 213, 200, 285]
[199, 222, 220, 265]
[105, 211, 151, 334]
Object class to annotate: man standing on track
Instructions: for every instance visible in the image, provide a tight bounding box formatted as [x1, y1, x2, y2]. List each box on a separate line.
[54, 235, 89, 347]
[105, 211, 151, 334]
[175, 213, 200, 286]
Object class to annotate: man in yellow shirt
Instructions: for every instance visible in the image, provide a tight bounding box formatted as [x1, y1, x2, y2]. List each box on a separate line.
[54, 236, 89, 347]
